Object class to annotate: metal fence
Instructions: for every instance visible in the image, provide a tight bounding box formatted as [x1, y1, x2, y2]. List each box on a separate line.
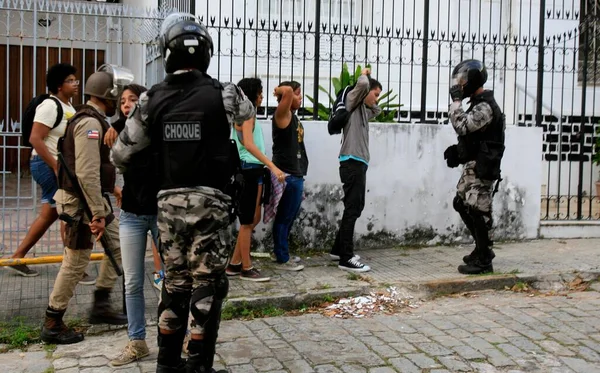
[2, 0, 600, 256]
[193, 0, 600, 221]
[0, 0, 169, 255]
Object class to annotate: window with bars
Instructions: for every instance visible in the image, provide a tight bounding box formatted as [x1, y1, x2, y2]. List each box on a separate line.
[578, 0, 600, 84]
[158, 0, 195, 13]
[256, 0, 357, 71]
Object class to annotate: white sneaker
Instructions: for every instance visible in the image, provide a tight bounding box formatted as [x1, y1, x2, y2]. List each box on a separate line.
[271, 255, 302, 263]
[275, 261, 304, 271]
[153, 272, 164, 291]
[338, 256, 370, 273]
[329, 254, 360, 261]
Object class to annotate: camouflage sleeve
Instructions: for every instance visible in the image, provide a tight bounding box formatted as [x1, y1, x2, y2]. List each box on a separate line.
[111, 92, 151, 173]
[221, 83, 256, 125]
[449, 101, 493, 136]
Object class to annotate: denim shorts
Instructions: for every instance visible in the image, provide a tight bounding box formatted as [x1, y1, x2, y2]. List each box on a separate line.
[30, 155, 58, 206]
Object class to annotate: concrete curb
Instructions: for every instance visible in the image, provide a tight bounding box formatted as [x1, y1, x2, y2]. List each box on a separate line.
[77, 270, 600, 336]
[219, 270, 600, 314]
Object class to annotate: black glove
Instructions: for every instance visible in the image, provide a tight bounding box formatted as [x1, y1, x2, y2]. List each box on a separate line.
[449, 85, 464, 102]
[444, 144, 460, 168]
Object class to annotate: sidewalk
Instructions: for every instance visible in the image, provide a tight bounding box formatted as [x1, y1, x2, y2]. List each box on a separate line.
[1, 238, 599, 323]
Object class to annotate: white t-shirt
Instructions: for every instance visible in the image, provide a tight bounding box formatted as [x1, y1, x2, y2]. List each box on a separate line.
[31, 95, 76, 160]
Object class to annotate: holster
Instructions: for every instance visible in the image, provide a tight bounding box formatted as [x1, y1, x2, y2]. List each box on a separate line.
[59, 210, 93, 250]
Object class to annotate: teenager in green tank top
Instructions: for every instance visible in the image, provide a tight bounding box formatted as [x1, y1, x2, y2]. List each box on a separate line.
[226, 78, 284, 282]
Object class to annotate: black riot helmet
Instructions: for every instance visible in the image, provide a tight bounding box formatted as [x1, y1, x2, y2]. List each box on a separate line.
[159, 12, 214, 74]
[451, 59, 488, 99]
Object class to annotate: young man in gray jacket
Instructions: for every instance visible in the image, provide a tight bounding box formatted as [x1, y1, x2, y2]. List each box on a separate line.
[330, 67, 382, 272]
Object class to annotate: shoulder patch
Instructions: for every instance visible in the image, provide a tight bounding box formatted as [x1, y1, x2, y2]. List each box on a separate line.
[87, 129, 100, 140]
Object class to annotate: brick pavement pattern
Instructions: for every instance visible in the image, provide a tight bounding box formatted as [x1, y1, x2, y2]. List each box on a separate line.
[2, 289, 600, 372]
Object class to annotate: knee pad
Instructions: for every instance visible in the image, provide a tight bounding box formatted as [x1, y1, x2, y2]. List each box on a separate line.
[190, 274, 229, 330]
[215, 273, 229, 300]
[189, 284, 216, 329]
[467, 206, 493, 229]
[453, 195, 467, 214]
[158, 286, 190, 332]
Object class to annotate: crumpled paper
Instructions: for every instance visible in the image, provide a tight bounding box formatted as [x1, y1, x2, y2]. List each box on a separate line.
[322, 287, 420, 319]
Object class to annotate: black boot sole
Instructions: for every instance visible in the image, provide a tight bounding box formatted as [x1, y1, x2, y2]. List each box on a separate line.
[457, 263, 494, 275]
[41, 331, 84, 345]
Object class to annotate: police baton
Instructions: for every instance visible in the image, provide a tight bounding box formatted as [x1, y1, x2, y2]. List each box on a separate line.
[57, 153, 123, 276]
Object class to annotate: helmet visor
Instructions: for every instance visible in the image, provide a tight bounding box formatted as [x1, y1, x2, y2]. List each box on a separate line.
[97, 64, 134, 99]
[452, 71, 468, 87]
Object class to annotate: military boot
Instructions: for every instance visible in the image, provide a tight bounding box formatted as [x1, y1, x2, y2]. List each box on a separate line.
[463, 240, 495, 264]
[156, 361, 187, 373]
[40, 307, 84, 345]
[89, 288, 127, 325]
[458, 257, 494, 275]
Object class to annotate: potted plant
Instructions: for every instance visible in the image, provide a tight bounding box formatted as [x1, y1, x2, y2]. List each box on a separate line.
[305, 63, 401, 122]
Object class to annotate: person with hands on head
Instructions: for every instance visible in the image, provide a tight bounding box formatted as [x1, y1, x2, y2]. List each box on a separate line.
[329, 67, 382, 273]
[446, 59, 506, 275]
[271, 80, 308, 272]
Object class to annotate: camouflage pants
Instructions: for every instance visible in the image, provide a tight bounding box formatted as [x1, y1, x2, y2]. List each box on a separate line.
[456, 161, 495, 225]
[157, 186, 232, 334]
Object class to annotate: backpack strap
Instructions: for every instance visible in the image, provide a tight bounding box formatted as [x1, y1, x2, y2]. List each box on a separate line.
[48, 96, 64, 129]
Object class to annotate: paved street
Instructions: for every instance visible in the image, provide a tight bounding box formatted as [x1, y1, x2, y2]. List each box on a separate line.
[2, 288, 600, 372]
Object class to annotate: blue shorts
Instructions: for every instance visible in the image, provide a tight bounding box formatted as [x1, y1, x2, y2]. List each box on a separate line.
[30, 156, 58, 207]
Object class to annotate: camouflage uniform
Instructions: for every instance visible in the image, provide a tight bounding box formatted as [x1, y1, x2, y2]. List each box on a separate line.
[449, 100, 495, 224]
[156, 186, 232, 334]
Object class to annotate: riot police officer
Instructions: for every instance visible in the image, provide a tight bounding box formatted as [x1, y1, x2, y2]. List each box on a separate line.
[445, 59, 505, 275]
[111, 13, 255, 373]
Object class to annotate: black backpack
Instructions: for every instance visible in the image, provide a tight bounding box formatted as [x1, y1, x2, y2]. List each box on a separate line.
[21, 94, 63, 148]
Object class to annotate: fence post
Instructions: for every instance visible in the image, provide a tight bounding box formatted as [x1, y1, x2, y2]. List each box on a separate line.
[577, 0, 589, 220]
[535, 0, 545, 129]
[313, 0, 322, 120]
[420, 0, 430, 123]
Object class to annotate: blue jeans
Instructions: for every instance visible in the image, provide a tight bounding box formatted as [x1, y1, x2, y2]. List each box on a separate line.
[273, 175, 304, 263]
[119, 210, 159, 340]
[30, 155, 58, 206]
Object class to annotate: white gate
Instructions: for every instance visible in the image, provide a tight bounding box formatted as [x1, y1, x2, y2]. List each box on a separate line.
[0, 0, 172, 255]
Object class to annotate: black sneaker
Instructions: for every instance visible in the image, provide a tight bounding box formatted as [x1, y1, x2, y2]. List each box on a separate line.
[226, 263, 242, 276]
[458, 259, 493, 275]
[338, 256, 371, 273]
[8, 264, 39, 277]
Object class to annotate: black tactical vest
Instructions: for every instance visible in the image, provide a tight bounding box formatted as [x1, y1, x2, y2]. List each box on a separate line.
[458, 91, 506, 180]
[59, 105, 115, 194]
[147, 71, 232, 192]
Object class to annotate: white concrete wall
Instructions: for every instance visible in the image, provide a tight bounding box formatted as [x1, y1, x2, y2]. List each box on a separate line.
[250, 121, 542, 250]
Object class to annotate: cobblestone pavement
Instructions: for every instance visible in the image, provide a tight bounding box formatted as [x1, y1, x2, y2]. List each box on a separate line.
[2, 288, 600, 372]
